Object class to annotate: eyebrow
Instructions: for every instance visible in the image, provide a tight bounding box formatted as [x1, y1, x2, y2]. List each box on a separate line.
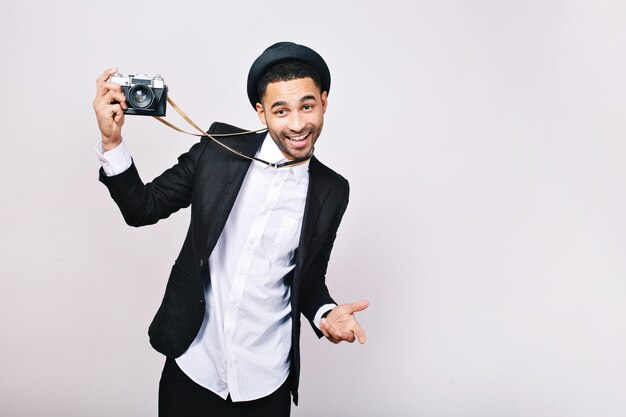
[270, 95, 318, 110]
[300, 95, 317, 103]
[270, 100, 286, 110]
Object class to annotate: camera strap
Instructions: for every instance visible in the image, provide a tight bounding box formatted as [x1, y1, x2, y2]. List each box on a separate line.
[153, 96, 312, 169]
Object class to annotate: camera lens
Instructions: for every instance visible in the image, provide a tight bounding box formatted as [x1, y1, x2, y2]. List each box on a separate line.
[128, 85, 154, 109]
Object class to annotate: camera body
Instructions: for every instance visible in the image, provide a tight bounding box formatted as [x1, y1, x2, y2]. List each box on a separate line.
[109, 72, 168, 116]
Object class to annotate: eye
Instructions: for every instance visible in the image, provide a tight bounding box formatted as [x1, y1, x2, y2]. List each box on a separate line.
[303, 104, 314, 111]
[275, 109, 286, 116]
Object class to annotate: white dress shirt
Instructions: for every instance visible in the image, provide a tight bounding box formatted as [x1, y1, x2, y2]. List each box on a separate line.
[96, 137, 335, 402]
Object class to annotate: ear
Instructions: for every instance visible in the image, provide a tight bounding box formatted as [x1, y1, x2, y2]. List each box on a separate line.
[321, 91, 328, 114]
[255, 102, 267, 125]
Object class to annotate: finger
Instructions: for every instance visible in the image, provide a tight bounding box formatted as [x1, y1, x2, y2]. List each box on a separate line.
[97, 81, 124, 98]
[330, 329, 354, 344]
[96, 67, 118, 89]
[107, 103, 123, 119]
[347, 299, 369, 314]
[321, 319, 343, 343]
[322, 319, 341, 343]
[321, 319, 337, 340]
[320, 319, 331, 339]
[95, 89, 126, 106]
[104, 89, 127, 108]
[354, 326, 367, 344]
[113, 107, 125, 123]
[94, 92, 127, 115]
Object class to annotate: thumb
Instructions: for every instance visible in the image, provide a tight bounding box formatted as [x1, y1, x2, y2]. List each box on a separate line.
[348, 299, 369, 313]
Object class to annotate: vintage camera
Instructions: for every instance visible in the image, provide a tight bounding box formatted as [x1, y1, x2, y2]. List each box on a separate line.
[109, 72, 168, 116]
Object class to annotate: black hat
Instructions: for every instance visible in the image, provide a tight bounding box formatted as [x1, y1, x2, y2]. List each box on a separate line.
[247, 41, 331, 108]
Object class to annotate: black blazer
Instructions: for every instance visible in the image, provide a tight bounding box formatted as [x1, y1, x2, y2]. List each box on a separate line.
[99, 122, 349, 404]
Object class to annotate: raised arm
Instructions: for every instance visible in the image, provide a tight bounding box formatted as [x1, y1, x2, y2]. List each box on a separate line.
[93, 67, 210, 227]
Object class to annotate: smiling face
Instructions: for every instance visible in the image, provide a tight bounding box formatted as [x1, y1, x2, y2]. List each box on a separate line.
[255, 77, 328, 161]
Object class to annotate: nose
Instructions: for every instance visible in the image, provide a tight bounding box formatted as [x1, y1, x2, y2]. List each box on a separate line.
[287, 111, 306, 133]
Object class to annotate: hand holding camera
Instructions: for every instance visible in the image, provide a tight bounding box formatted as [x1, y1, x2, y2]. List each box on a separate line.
[93, 68, 169, 151]
[93, 68, 128, 151]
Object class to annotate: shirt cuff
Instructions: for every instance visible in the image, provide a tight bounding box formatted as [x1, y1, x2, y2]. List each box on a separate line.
[95, 140, 132, 177]
[314, 303, 337, 330]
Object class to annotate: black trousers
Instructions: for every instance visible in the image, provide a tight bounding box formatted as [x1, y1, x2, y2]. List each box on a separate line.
[159, 358, 291, 417]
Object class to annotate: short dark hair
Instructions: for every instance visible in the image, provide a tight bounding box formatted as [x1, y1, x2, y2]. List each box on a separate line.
[257, 60, 323, 104]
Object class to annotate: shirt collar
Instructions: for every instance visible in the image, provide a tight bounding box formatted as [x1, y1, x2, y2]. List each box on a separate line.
[255, 135, 310, 184]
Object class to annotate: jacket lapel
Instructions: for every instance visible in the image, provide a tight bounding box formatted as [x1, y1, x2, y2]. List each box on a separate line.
[294, 157, 332, 282]
[201, 133, 266, 257]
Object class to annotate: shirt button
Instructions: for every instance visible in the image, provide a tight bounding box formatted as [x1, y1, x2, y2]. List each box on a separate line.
[199, 259, 204, 266]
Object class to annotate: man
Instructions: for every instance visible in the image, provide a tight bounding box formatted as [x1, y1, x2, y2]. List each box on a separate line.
[93, 42, 368, 417]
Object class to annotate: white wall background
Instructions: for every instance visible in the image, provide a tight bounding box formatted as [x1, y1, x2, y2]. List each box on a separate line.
[1, 1, 625, 416]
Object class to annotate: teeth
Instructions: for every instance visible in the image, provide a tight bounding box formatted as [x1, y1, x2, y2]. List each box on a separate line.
[289, 133, 308, 141]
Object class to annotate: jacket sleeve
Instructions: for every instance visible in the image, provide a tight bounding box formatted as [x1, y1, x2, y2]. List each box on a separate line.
[98, 130, 212, 227]
[300, 180, 350, 337]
